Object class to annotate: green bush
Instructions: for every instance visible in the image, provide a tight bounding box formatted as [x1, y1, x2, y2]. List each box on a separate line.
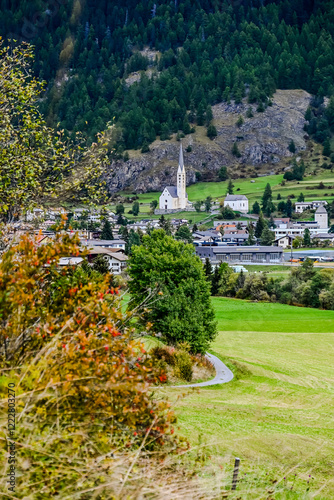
[174, 350, 193, 382]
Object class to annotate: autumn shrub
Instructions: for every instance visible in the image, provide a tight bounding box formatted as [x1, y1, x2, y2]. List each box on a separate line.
[0, 232, 187, 499]
[151, 345, 176, 366]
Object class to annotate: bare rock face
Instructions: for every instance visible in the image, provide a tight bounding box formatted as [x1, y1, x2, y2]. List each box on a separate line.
[106, 89, 311, 194]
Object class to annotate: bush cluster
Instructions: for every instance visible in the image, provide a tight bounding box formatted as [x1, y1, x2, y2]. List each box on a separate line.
[210, 260, 334, 310]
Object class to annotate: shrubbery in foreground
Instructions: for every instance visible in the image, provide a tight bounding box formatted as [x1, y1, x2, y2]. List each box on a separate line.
[0, 233, 187, 499]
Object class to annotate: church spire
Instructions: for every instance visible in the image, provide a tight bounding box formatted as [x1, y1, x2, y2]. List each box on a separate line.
[179, 142, 184, 171]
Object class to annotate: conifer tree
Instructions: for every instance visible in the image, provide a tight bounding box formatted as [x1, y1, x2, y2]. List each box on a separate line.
[100, 219, 114, 240]
[255, 211, 265, 239]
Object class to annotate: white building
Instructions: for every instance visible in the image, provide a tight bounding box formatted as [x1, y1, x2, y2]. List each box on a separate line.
[224, 195, 249, 214]
[295, 200, 327, 213]
[159, 144, 191, 211]
[314, 205, 328, 230]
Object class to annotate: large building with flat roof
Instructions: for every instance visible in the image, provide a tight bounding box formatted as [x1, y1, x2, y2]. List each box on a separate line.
[195, 245, 283, 264]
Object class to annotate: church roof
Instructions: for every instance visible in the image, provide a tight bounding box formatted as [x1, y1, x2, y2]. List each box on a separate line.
[164, 186, 178, 198]
[179, 143, 184, 171]
[315, 205, 327, 214]
[225, 195, 248, 201]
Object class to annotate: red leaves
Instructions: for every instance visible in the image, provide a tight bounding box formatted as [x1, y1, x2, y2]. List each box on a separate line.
[104, 345, 109, 351]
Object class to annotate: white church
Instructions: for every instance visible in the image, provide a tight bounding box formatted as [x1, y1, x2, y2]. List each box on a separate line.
[158, 144, 193, 212]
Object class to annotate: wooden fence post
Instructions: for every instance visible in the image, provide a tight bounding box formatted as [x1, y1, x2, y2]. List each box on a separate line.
[231, 457, 240, 490]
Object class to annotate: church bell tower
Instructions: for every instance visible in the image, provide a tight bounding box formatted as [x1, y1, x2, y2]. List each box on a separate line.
[177, 143, 186, 208]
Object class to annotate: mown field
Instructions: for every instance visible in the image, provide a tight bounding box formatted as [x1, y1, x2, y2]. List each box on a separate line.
[168, 298, 334, 498]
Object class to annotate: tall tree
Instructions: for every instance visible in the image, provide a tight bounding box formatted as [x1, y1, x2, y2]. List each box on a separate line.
[128, 230, 217, 353]
[0, 41, 109, 224]
[227, 179, 234, 195]
[100, 219, 114, 240]
[255, 211, 265, 239]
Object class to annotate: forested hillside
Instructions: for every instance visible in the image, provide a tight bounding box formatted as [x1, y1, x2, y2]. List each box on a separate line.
[1, 0, 334, 152]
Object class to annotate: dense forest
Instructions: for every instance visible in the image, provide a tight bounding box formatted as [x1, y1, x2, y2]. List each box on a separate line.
[1, 0, 334, 152]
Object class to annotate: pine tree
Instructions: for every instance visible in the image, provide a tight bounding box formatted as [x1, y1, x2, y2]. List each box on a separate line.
[297, 192, 305, 202]
[232, 142, 241, 158]
[252, 201, 260, 214]
[323, 139, 331, 157]
[204, 257, 213, 279]
[246, 223, 256, 245]
[255, 212, 265, 239]
[260, 225, 275, 245]
[100, 219, 113, 240]
[303, 228, 311, 247]
[286, 198, 293, 217]
[227, 179, 234, 195]
[261, 183, 273, 212]
[218, 166, 228, 181]
[211, 265, 220, 296]
[289, 140, 296, 153]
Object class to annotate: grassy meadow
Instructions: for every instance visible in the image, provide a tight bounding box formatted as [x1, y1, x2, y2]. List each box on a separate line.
[111, 168, 334, 223]
[166, 298, 334, 498]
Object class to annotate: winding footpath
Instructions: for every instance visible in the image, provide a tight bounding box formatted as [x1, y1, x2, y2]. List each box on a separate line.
[170, 353, 234, 389]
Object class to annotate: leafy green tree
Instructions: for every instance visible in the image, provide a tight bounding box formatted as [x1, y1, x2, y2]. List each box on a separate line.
[132, 201, 140, 216]
[220, 206, 235, 219]
[0, 41, 109, 223]
[218, 166, 228, 181]
[227, 179, 234, 195]
[150, 200, 158, 210]
[116, 203, 125, 215]
[100, 219, 114, 240]
[192, 223, 198, 233]
[260, 225, 275, 245]
[194, 201, 202, 212]
[297, 192, 305, 202]
[128, 230, 217, 353]
[92, 254, 110, 274]
[255, 212, 265, 239]
[175, 224, 193, 243]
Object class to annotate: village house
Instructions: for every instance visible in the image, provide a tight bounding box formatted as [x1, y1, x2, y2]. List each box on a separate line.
[295, 200, 327, 213]
[223, 195, 249, 213]
[86, 248, 128, 275]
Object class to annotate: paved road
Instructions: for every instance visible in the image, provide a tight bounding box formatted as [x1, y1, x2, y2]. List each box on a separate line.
[169, 353, 234, 388]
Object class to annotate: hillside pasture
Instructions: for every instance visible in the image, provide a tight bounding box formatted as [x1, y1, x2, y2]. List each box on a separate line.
[168, 298, 334, 498]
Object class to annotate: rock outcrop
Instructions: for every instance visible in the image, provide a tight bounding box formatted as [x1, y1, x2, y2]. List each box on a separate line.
[106, 89, 311, 194]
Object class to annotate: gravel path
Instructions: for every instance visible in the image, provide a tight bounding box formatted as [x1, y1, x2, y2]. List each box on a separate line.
[169, 353, 234, 388]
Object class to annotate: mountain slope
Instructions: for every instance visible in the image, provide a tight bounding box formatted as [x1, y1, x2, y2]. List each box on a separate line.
[107, 89, 311, 193]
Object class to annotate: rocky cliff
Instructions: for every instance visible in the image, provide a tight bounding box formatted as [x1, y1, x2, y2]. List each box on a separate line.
[106, 89, 311, 194]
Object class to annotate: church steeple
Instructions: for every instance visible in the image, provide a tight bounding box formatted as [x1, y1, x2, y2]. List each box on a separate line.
[177, 143, 186, 208]
[179, 142, 184, 171]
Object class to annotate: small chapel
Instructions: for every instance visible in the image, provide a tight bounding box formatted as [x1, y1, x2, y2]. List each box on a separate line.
[159, 144, 192, 212]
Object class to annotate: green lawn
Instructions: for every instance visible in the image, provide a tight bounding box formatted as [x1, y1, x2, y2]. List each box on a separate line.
[112, 169, 334, 224]
[168, 298, 334, 498]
